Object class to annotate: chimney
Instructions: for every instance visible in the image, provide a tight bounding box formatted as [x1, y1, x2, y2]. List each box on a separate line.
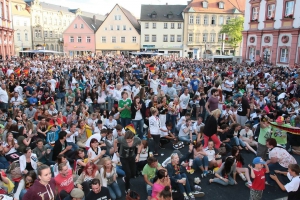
[93, 15, 96, 24]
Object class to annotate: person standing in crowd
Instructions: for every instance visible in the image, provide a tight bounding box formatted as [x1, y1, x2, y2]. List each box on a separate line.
[205, 89, 219, 115]
[149, 107, 163, 156]
[234, 93, 250, 126]
[131, 96, 146, 139]
[0, 84, 8, 111]
[203, 109, 222, 149]
[118, 91, 132, 128]
[179, 88, 190, 117]
[257, 116, 272, 160]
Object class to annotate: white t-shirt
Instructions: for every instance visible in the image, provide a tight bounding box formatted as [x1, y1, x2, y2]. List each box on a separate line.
[87, 147, 103, 164]
[85, 134, 102, 147]
[104, 119, 117, 129]
[132, 86, 140, 97]
[150, 79, 160, 94]
[284, 173, 300, 192]
[112, 128, 125, 139]
[205, 148, 216, 161]
[269, 147, 297, 168]
[193, 122, 205, 133]
[180, 93, 190, 109]
[224, 80, 234, 92]
[178, 124, 192, 137]
[14, 86, 23, 98]
[47, 79, 57, 92]
[66, 130, 78, 143]
[239, 129, 253, 139]
[2, 139, 18, 155]
[222, 110, 233, 120]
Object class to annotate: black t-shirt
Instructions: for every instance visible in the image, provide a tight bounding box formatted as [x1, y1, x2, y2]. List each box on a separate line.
[86, 187, 111, 200]
[237, 97, 250, 116]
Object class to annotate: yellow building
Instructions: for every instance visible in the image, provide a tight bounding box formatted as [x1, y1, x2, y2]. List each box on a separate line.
[95, 4, 140, 55]
[183, 0, 245, 58]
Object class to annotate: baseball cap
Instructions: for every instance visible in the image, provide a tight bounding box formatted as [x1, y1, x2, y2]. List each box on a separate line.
[253, 157, 266, 165]
[70, 188, 84, 199]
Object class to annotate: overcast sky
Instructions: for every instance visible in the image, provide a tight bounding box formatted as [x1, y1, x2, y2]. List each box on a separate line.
[41, 0, 188, 17]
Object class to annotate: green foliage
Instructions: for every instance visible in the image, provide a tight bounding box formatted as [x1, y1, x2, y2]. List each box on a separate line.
[219, 16, 244, 49]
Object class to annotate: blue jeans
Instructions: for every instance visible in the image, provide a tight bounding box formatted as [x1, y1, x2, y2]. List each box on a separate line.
[67, 142, 79, 151]
[121, 118, 131, 128]
[107, 96, 114, 111]
[20, 189, 27, 200]
[193, 156, 209, 171]
[107, 182, 122, 200]
[132, 119, 144, 139]
[231, 137, 246, 147]
[167, 114, 177, 134]
[266, 162, 288, 185]
[0, 156, 9, 169]
[213, 175, 235, 186]
[173, 173, 191, 194]
[178, 135, 196, 143]
[116, 165, 125, 176]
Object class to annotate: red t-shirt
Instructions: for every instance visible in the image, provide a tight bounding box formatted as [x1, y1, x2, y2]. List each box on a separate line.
[54, 169, 74, 193]
[252, 168, 266, 190]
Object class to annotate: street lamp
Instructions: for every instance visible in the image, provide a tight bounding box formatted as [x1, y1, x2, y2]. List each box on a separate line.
[264, 49, 270, 64]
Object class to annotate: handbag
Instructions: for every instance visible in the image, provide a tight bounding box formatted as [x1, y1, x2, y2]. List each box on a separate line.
[126, 190, 140, 200]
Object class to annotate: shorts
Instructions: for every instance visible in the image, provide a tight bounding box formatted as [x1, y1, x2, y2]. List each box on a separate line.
[249, 189, 263, 200]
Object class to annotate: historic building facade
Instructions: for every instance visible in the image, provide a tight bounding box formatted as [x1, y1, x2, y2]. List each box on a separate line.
[242, 0, 300, 66]
[0, 0, 14, 59]
[11, 0, 31, 54]
[182, 0, 245, 58]
[140, 4, 186, 57]
[63, 15, 102, 56]
[95, 4, 141, 55]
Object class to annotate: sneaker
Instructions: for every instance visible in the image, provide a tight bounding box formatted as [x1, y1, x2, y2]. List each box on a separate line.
[192, 191, 205, 198]
[194, 185, 201, 191]
[245, 182, 252, 188]
[239, 173, 247, 181]
[183, 193, 189, 200]
[201, 173, 206, 178]
[188, 193, 195, 200]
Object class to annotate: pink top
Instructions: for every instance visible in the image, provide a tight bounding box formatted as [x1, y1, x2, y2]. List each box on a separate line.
[151, 183, 171, 197]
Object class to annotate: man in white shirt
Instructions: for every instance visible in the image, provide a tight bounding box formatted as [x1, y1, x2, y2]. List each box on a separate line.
[223, 77, 234, 96]
[65, 124, 79, 151]
[178, 119, 196, 143]
[10, 92, 24, 112]
[132, 82, 141, 98]
[149, 74, 160, 94]
[179, 88, 190, 116]
[0, 84, 8, 111]
[47, 76, 57, 93]
[112, 124, 125, 139]
[14, 82, 23, 99]
[193, 117, 205, 135]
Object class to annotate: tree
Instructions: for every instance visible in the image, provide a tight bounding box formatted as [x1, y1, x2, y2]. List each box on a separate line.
[219, 16, 244, 55]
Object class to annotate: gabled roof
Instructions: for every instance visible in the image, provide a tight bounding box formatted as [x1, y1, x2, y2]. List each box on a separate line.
[140, 4, 186, 22]
[183, 0, 245, 14]
[24, 0, 73, 14]
[80, 15, 103, 33]
[118, 5, 141, 34]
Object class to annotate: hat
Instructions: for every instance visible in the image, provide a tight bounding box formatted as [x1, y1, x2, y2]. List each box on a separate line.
[70, 188, 84, 199]
[253, 157, 266, 165]
[276, 116, 284, 123]
[233, 93, 242, 100]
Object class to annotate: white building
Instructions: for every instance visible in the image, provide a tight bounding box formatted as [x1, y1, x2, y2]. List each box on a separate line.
[140, 4, 186, 57]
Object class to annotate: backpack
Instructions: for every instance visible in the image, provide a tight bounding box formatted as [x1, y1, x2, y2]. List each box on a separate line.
[7, 162, 22, 182]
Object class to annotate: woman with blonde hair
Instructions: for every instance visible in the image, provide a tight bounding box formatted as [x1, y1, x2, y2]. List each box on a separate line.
[203, 109, 222, 149]
[149, 107, 164, 156]
[100, 157, 122, 200]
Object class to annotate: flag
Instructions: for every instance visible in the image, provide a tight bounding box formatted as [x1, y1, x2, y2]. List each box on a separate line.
[178, 70, 184, 78]
[23, 68, 29, 76]
[146, 63, 155, 73]
[14, 67, 21, 76]
[167, 78, 173, 83]
[268, 122, 300, 135]
[125, 124, 136, 135]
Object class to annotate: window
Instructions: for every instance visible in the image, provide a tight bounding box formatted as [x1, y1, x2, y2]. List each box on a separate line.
[171, 23, 175, 29]
[114, 15, 118, 20]
[226, 16, 231, 24]
[102, 36, 106, 43]
[112, 36, 116, 43]
[203, 33, 208, 42]
[152, 23, 156, 29]
[145, 34, 149, 42]
[145, 23, 149, 29]
[267, 4, 275, 19]
[44, 31, 48, 37]
[78, 36, 82, 43]
[203, 1, 208, 8]
[17, 33, 20, 41]
[210, 33, 215, 42]
[110, 25, 113, 30]
[196, 16, 200, 24]
[63, 20, 66, 26]
[118, 15, 121, 20]
[163, 35, 168, 42]
[178, 23, 182, 29]
[59, 20, 62, 25]
[24, 21, 27, 26]
[280, 49, 289, 62]
[132, 36, 136, 43]
[87, 36, 91, 43]
[219, 16, 224, 25]
[25, 33, 28, 41]
[285, 1, 294, 17]
[177, 35, 182, 42]
[189, 15, 194, 24]
[170, 35, 175, 42]
[218, 34, 223, 42]
[252, 7, 259, 20]
[152, 35, 156, 42]
[80, 24, 84, 28]
[123, 25, 126, 30]
[74, 24, 77, 29]
[164, 23, 168, 29]
[121, 37, 125, 43]
[204, 16, 208, 24]
[50, 18, 52, 25]
[49, 31, 52, 37]
[211, 16, 216, 25]
[188, 33, 193, 42]
[219, 2, 224, 9]
[105, 27, 107, 30]
[70, 36, 74, 42]
[195, 34, 200, 42]
[54, 19, 57, 25]
[117, 25, 120, 30]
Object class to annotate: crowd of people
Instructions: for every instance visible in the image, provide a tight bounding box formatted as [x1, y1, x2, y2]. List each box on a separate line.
[0, 54, 299, 200]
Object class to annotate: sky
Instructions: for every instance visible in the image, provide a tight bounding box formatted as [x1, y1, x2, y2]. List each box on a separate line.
[41, 0, 189, 17]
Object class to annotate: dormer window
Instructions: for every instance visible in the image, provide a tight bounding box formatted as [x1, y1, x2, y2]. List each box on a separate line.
[203, 1, 208, 8]
[219, 2, 224, 9]
[167, 12, 173, 19]
[151, 11, 157, 18]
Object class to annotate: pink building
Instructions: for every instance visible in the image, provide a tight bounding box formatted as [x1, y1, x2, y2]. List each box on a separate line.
[0, 0, 14, 59]
[63, 15, 102, 56]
